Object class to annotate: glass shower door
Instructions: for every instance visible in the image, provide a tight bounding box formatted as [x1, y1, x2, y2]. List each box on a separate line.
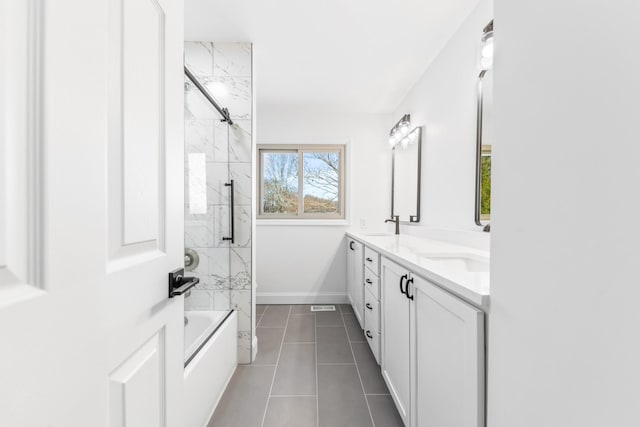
[183, 72, 233, 363]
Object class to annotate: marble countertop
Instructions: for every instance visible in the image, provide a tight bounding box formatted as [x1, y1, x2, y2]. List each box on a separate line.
[346, 231, 490, 310]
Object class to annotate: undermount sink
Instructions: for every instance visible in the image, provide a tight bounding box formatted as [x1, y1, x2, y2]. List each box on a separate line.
[362, 232, 393, 237]
[417, 253, 490, 273]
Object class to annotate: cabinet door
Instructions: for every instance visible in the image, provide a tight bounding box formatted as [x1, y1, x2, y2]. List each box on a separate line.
[412, 277, 485, 427]
[347, 239, 364, 327]
[381, 258, 411, 425]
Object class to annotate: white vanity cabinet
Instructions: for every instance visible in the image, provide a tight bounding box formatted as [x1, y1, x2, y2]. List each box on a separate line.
[347, 238, 364, 327]
[381, 257, 485, 427]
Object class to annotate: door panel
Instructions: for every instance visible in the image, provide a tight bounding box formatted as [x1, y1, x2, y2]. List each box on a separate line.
[0, 0, 44, 306]
[381, 258, 411, 425]
[109, 331, 165, 427]
[413, 277, 485, 427]
[0, 0, 185, 425]
[106, 0, 184, 425]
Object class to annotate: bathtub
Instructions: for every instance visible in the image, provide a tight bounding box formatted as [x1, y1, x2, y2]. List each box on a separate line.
[184, 310, 237, 427]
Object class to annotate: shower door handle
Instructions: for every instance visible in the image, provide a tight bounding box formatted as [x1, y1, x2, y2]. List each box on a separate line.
[223, 180, 235, 244]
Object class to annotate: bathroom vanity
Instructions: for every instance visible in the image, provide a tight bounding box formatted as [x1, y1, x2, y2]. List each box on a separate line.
[346, 231, 489, 427]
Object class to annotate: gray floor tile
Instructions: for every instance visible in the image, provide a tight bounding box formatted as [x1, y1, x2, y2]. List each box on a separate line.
[259, 305, 290, 328]
[343, 312, 365, 342]
[284, 314, 315, 342]
[253, 327, 285, 365]
[208, 365, 274, 427]
[318, 365, 372, 427]
[256, 304, 268, 315]
[272, 343, 316, 396]
[338, 304, 354, 315]
[263, 396, 317, 427]
[317, 326, 354, 364]
[366, 395, 403, 427]
[351, 342, 388, 394]
[290, 304, 313, 314]
[316, 310, 344, 326]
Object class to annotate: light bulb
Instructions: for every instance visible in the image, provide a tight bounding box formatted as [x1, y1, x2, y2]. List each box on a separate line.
[481, 41, 494, 59]
[408, 131, 417, 142]
[481, 56, 493, 69]
[400, 124, 409, 136]
[401, 137, 409, 147]
[389, 137, 396, 147]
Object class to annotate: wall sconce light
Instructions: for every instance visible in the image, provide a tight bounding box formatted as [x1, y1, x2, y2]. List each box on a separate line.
[389, 114, 420, 148]
[479, 20, 494, 70]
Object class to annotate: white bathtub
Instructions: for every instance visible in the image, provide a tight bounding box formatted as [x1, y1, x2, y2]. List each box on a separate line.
[184, 310, 237, 427]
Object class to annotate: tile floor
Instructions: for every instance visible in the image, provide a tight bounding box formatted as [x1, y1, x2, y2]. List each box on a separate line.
[208, 304, 403, 427]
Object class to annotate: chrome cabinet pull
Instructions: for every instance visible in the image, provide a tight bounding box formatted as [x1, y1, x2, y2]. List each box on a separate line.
[366, 330, 373, 339]
[366, 303, 373, 310]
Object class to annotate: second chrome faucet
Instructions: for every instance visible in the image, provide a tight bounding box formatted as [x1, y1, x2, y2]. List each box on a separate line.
[385, 215, 400, 235]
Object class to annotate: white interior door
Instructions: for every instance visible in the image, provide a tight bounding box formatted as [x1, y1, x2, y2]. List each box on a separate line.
[0, 0, 185, 426]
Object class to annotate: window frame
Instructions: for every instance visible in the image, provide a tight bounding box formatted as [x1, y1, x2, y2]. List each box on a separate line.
[257, 144, 346, 220]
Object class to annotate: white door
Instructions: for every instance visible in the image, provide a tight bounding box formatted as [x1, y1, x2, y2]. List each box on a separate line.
[412, 276, 485, 427]
[347, 239, 364, 327]
[0, 0, 185, 426]
[381, 258, 411, 425]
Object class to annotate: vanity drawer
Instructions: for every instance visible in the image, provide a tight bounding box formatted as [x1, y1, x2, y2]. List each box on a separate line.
[364, 268, 380, 301]
[364, 289, 380, 333]
[364, 247, 380, 275]
[364, 327, 380, 365]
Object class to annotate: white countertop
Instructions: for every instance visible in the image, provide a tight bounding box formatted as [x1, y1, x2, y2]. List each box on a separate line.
[346, 231, 490, 309]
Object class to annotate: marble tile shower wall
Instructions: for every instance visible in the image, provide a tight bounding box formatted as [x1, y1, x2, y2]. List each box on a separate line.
[184, 42, 253, 363]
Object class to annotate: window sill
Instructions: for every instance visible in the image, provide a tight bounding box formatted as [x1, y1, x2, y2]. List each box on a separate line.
[256, 219, 350, 227]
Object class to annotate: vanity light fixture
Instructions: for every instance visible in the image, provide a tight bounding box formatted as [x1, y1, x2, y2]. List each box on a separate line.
[389, 114, 419, 148]
[480, 20, 494, 70]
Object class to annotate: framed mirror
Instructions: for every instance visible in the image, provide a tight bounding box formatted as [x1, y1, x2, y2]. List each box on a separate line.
[475, 20, 493, 230]
[391, 126, 422, 222]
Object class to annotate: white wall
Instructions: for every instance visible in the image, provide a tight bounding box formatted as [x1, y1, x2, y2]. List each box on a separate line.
[256, 106, 390, 303]
[489, 0, 640, 426]
[392, 0, 492, 248]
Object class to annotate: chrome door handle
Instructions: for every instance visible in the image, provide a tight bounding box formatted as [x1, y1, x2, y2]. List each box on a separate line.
[365, 279, 373, 284]
[366, 303, 373, 310]
[366, 330, 373, 339]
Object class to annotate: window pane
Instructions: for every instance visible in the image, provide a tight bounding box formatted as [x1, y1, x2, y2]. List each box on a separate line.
[303, 152, 340, 214]
[262, 152, 299, 214]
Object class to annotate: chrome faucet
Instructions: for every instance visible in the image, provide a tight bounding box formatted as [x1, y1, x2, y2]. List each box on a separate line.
[385, 215, 400, 235]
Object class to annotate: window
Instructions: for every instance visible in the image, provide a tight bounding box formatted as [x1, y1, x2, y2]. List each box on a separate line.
[480, 145, 492, 221]
[258, 145, 345, 219]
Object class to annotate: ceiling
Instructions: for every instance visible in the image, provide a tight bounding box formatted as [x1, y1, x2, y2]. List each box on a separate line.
[185, 0, 479, 113]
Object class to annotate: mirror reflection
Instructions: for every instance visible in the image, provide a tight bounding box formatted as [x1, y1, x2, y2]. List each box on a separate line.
[390, 116, 422, 223]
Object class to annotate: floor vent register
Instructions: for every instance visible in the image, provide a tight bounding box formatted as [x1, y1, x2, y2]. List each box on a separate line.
[310, 305, 336, 312]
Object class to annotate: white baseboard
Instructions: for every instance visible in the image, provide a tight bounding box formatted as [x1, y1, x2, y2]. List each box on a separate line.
[256, 292, 348, 305]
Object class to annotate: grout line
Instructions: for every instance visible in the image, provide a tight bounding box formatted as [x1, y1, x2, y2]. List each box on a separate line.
[269, 394, 317, 398]
[340, 307, 376, 427]
[260, 305, 292, 427]
[256, 305, 267, 327]
[365, 393, 392, 396]
[316, 362, 357, 366]
[257, 326, 288, 329]
[314, 310, 320, 427]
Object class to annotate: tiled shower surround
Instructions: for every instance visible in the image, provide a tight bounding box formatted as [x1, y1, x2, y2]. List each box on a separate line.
[184, 42, 253, 363]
